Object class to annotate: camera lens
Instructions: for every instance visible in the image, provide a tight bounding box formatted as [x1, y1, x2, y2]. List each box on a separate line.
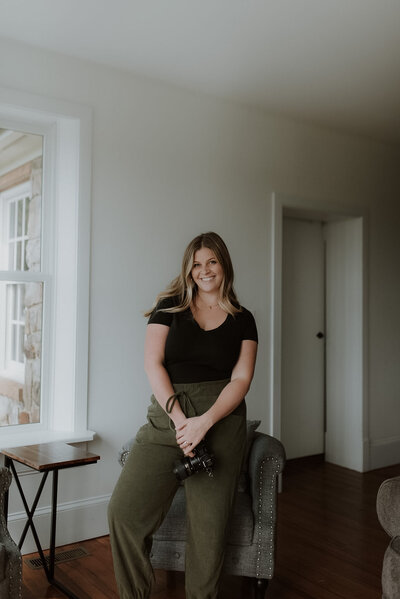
[173, 459, 191, 480]
[172, 441, 215, 481]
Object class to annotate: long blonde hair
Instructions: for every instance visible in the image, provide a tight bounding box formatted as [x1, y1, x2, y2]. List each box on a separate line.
[145, 232, 241, 317]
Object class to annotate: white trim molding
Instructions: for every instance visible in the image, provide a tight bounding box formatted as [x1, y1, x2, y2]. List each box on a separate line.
[8, 493, 111, 555]
[268, 192, 370, 471]
[369, 436, 400, 471]
[0, 86, 93, 441]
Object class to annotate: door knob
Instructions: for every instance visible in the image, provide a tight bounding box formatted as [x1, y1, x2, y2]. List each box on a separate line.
[316, 332, 325, 339]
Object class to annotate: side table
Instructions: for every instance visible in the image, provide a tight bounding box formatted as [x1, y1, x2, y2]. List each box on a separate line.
[2, 442, 100, 599]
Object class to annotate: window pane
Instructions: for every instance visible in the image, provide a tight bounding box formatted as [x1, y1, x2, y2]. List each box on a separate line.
[23, 241, 29, 271]
[11, 284, 17, 320]
[19, 326, 25, 363]
[0, 130, 43, 272]
[19, 285, 26, 321]
[0, 281, 43, 427]
[10, 324, 17, 361]
[24, 196, 30, 236]
[17, 198, 23, 237]
[7, 243, 15, 270]
[16, 241, 22, 271]
[9, 201, 15, 238]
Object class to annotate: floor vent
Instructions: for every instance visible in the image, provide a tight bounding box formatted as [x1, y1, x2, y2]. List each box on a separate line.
[25, 546, 90, 569]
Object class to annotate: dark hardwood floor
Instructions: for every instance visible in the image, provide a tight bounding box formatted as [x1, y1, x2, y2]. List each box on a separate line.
[22, 456, 399, 598]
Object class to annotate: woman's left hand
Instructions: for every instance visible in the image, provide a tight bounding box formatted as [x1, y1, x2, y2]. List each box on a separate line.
[175, 415, 211, 455]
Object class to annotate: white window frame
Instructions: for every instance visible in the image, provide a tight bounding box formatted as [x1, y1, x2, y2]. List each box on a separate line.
[1, 181, 32, 272]
[5, 283, 26, 378]
[0, 183, 31, 382]
[0, 86, 94, 447]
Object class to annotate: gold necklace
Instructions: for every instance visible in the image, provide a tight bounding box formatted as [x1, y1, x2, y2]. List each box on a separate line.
[195, 298, 219, 310]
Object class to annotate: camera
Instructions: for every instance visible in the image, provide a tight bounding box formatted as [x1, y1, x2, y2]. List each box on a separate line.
[173, 440, 215, 481]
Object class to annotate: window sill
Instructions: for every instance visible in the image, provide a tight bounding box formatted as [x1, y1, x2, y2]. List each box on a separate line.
[0, 429, 96, 451]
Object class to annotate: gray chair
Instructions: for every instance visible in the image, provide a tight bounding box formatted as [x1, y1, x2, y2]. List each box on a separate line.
[119, 422, 285, 598]
[377, 475, 400, 599]
[0, 466, 22, 599]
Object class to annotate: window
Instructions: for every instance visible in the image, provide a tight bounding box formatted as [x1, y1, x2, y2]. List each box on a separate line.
[0, 133, 43, 426]
[6, 184, 33, 271]
[0, 87, 93, 446]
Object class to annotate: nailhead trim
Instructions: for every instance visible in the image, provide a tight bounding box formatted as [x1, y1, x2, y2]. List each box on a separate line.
[255, 456, 281, 579]
[8, 554, 23, 599]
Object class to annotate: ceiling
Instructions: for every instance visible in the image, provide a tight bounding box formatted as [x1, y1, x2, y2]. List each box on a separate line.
[1, 0, 400, 145]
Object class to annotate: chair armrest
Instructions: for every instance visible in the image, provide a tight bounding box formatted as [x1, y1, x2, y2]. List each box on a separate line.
[377, 476, 400, 538]
[0, 467, 22, 596]
[247, 433, 285, 577]
[118, 438, 135, 467]
[0, 466, 11, 489]
[248, 432, 286, 496]
[0, 466, 12, 510]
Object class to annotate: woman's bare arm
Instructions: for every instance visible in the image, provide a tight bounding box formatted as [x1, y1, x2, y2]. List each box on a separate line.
[144, 323, 186, 428]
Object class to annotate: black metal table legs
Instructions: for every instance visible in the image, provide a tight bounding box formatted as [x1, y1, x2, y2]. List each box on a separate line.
[4, 457, 80, 599]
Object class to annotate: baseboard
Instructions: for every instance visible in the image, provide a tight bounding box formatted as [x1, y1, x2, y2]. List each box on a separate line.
[8, 493, 111, 555]
[369, 436, 400, 470]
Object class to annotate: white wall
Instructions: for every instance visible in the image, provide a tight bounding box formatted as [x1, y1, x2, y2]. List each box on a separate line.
[0, 36, 399, 550]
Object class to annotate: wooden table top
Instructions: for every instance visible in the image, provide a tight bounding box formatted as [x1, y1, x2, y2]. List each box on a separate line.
[1, 442, 100, 471]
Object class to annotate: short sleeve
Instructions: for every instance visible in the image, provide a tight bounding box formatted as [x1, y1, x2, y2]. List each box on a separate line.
[241, 308, 258, 343]
[147, 297, 176, 326]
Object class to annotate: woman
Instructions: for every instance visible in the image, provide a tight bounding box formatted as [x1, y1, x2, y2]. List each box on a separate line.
[108, 232, 258, 599]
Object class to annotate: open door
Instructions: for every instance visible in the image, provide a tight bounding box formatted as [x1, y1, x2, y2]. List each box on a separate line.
[281, 218, 325, 459]
[276, 201, 366, 471]
[325, 218, 364, 471]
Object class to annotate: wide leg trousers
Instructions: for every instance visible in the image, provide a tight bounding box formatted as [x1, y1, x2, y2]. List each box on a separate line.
[108, 379, 246, 599]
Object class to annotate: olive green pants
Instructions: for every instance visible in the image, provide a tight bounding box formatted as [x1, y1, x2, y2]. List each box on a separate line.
[108, 379, 246, 599]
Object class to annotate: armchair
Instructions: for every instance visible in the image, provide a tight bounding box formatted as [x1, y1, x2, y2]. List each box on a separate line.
[119, 422, 285, 598]
[0, 466, 22, 599]
[377, 475, 400, 599]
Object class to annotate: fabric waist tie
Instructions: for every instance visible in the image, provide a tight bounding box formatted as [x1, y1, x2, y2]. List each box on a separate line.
[165, 390, 197, 430]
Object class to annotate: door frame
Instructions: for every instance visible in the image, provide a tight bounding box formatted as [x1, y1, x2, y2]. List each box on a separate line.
[268, 192, 370, 471]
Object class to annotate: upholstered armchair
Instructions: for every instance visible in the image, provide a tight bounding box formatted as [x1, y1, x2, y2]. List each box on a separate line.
[119, 422, 285, 598]
[0, 466, 22, 599]
[377, 476, 400, 599]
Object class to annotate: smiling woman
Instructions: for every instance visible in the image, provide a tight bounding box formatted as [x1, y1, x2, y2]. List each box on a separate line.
[108, 231, 258, 599]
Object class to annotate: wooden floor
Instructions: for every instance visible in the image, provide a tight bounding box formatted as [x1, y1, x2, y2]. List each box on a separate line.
[22, 456, 400, 598]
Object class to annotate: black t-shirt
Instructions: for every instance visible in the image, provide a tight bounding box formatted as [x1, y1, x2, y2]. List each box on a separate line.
[147, 296, 258, 383]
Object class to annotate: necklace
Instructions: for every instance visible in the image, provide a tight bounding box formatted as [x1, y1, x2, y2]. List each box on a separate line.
[195, 298, 219, 310]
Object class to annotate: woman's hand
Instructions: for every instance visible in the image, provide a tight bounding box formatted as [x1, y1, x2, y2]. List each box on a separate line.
[175, 415, 212, 456]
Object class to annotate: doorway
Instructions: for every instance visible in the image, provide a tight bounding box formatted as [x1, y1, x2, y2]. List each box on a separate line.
[270, 194, 368, 471]
[281, 217, 325, 459]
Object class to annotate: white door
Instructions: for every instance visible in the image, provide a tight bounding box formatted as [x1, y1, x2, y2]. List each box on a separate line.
[281, 218, 325, 459]
[325, 218, 364, 471]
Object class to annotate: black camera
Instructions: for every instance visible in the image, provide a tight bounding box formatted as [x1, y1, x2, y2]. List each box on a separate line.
[173, 440, 215, 481]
